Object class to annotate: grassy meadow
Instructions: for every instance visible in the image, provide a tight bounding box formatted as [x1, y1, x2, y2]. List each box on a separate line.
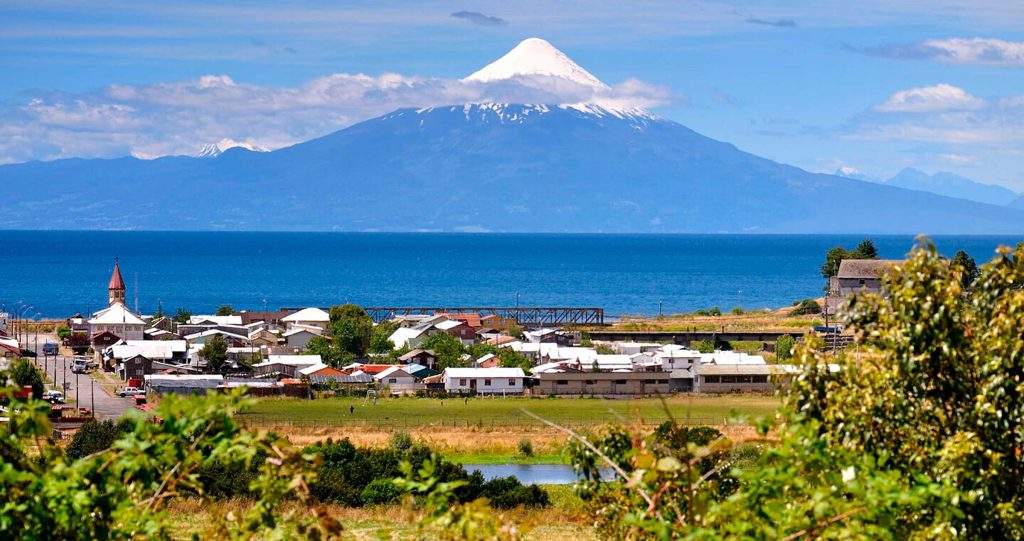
[241, 394, 780, 429]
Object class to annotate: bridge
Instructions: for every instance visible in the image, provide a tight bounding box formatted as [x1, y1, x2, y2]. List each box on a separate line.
[585, 329, 800, 344]
[361, 306, 605, 327]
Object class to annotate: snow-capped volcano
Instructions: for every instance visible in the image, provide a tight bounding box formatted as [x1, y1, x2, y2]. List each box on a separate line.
[196, 138, 268, 158]
[464, 37, 609, 90]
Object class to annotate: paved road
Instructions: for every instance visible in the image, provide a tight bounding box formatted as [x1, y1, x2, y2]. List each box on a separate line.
[29, 335, 131, 420]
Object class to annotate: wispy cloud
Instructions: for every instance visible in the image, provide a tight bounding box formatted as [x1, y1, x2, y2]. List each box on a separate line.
[451, 10, 507, 27]
[865, 37, 1024, 66]
[745, 17, 796, 28]
[0, 71, 670, 164]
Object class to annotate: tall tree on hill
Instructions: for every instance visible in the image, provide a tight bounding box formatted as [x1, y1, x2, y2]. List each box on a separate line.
[328, 304, 373, 357]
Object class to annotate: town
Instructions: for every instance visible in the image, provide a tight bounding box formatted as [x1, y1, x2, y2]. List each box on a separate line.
[0, 251, 909, 419]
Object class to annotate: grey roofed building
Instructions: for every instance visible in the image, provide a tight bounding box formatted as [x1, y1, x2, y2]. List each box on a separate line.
[826, 259, 903, 317]
[836, 259, 902, 280]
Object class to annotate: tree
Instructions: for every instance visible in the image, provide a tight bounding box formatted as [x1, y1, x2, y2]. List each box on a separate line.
[559, 240, 1024, 538]
[370, 321, 398, 354]
[0, 390, 338, 539]
[951, 249, 979, 289]
[172, 308, 192, 324]
[853, 239, 878, 258]
[199, 334, 229, 374]
[10, 358, 44, 398]
[304, 335, 349, 368]
[497, 349, 533, 372]
[56, 325, 72, 341]
[215, 305, 235, 316]
[821, 238, 878, 279]
[328, 304, 373, 356]
[421, 332, 466, 371]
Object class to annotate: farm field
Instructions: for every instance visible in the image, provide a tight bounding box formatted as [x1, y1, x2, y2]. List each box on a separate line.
[241, 395, 780, 429]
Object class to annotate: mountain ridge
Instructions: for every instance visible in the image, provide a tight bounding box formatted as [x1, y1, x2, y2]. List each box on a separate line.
[2, 102, 1023, 233]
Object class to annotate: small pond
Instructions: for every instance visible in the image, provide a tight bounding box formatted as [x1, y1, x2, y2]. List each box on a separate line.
[462, 463, 612, 485]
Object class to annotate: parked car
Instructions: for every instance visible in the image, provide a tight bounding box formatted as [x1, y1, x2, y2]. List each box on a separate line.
[117, 387, 144, 397]
[42, 390, 65, 404]
[42, 342, 58, 356]
[71, 359, 90, 373]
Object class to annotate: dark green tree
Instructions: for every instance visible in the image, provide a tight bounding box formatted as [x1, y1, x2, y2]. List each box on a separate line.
[369, 321, 398, 354]
[305, 336, 349, 368]
[821, 238, 879, 279]
[328, 304, 373, 356]
[420, 332, 466, 370]
[215, 305, 235, 316]
[853, 239, 878, 258]
[951, 249, 979, 289]
[172, 308, 192, 324]
[10, 358, 44, 399]
[199, 334, 229, 374]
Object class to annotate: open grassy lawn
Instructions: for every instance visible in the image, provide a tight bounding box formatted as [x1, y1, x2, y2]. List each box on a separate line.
[240, 394, 780, 430]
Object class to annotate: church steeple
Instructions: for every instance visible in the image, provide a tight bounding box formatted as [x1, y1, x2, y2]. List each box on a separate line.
[108, 258, 126, 305]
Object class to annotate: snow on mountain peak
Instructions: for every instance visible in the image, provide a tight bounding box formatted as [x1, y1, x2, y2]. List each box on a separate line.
[196, 138, 268, 158]
[463, 37, 609, 90]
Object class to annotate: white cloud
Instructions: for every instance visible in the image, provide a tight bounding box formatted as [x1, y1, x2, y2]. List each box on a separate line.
[0, 71, 670, 164]
[875, 84, 985, 113]
[919, 37, 1024, 66]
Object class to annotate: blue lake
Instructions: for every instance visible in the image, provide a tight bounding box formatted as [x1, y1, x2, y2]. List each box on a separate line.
[0, 231, 1019, 317]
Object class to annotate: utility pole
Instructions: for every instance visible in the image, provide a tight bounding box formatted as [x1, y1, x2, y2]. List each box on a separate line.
[91, 379, 95, 418]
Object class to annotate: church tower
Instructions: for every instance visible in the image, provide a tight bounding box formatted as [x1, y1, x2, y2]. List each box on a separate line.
[108, 258, 126, 306]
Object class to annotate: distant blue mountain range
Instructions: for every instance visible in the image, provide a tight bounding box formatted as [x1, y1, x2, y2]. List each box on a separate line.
[2, 103, 1024, 233]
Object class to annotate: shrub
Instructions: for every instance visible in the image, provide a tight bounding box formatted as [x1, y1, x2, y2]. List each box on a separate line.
[517, 438, 534, 457]
[789, 298, 821, 316]
[730, 307, 744, 315]
[196, 451, 265, 498]
[360, 478, 403, 505]
[775, 334, 795, 361]
[694, 307, 722, 316]
[483, 477, 550, 509]
[65, 419, 132, 460]
[692, 340, 715, 353]
[390, 431, 413, 452]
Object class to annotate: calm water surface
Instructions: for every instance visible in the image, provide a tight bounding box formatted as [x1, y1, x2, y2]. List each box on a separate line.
[0, 231, 1019, 317]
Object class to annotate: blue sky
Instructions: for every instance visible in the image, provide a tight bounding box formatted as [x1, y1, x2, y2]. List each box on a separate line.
[5, 0, 1024, 190]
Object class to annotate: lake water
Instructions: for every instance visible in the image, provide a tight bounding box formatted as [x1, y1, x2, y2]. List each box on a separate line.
[0, 231, 1019, 317]
[463, 463, 594, 485]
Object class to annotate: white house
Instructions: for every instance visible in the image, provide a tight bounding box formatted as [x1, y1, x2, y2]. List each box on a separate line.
[184, 328, 251, 346]
[188, 315, 243, 326]
[253, 354, 323, 376]
[107, 340, 188, 364]
[442, 367, 526, 395]
[281, 308, 330, 330]
[283, 326, 324, 350]
[375, 365, 420, 394]
[388, 326, 427, 349]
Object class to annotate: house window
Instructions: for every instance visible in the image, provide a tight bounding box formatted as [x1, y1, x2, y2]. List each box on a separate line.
[859, 279, 866, 286]
[752, 375, 768, 383]
[556, 380, 568, 385]
[508, 379, 516, 386]
[584, 380, 595, 385]
[705, 376, 721, 383]
[389, 378, 397, 384]
[484, 379, 492, 386]
[614, 380, 627, 385]
[459, 379, 467, 386]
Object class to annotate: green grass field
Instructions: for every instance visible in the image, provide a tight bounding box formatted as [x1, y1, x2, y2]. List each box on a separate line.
[240, 395, 780, 429]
